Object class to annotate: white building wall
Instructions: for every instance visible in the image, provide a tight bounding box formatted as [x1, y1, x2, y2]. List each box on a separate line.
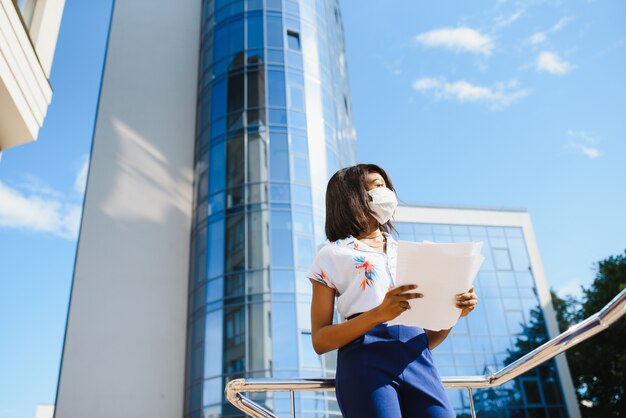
[54, 1, 201, 417]
[395, 205, 582, 418]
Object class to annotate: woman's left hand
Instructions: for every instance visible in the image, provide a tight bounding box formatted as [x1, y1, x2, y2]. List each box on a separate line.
[456, 288, 478, 317]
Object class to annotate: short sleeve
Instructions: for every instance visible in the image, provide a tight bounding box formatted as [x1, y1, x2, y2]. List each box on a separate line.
[306, 246, 336, 290]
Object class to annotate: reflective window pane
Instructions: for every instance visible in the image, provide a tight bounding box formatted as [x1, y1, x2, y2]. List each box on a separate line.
[247, 69, 265, 109]
[271, 269, 295, 293]
[248, 133, 268, 183]
[207, 220, 224, 279]
[287, 31, 301, 50]
[268, 71, 286, 107]
[271, 211, 294, 267]
[300, 332, 322, 368]
[290, 86, 304, 110]
[297, 237, 313, 268]
[271, 302, 298, 369]
[225, 214, 245, 272]
[211, 79, 227, 121]
[204, 309, 223, 377]
[493, 248, 513, 270]
[269, 132, 289, 181]
[247, 13, 263, 50]
[247, 211, 270, 270]
[266, 15, 283, 47]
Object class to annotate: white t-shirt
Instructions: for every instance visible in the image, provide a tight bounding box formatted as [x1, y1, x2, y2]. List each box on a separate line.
[307, 232, 398, 320]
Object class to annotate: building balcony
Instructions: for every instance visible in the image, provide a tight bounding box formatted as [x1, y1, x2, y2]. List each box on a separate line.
[0, 0, 64, 153]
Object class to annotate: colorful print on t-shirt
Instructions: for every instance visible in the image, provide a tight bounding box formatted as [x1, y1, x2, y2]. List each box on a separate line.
[354, 255, 378, 290]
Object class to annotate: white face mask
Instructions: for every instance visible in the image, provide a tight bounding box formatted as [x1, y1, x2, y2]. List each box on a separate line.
[367, 187, 398, 224]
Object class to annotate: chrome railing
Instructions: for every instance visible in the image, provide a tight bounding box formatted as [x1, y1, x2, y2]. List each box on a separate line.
[226, 288, 626, 418]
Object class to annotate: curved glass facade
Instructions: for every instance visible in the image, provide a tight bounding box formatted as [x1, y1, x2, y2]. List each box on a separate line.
[186, 0, 356, 416]
[393, 223, 570, 418]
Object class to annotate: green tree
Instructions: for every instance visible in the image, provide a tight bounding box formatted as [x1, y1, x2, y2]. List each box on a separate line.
[552, 250, 626, 417]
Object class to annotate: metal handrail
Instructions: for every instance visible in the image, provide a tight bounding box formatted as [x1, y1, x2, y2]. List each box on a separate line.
[225, 288, 626, 418]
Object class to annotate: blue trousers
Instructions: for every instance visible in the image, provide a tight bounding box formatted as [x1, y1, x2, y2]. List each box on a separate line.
[335, 323, 455, 418]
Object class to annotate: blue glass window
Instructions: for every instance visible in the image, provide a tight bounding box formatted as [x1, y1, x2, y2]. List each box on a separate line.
[206, 278, 224, 303]
[213, 25, 228, 62]
[268, 71, 286, 107]
[203, 377, 222, 406]
[493, 248, 513, 270]
[293, 185, 312, 206]
[247, 211, 269, 270]
[271, 211, 294, 267]
[269, 108, 287, 124]
[267, 49, 284, 64]
[229, 17, 244, 56]
[207, 219, 225, 279]
[247, 13, 263, 50]
[271, 269, 295, 293]
[270, 183, 290, 202]
[269, 132, 289, 181]
[288, 110, 306, 128]
[247, 70, 264, 109]
[204, 309, 223, 377]
[211, 79, 227, 121]
[292, 212, 313, 234]
[289, 86, 304, 110]
[300, 332, 322, 368]
[297, 237, 313, 268]
[271, 302, 298, 369]
[291, 133, 308, 155]
[189, 344, 203, 382]
[293, 155, 309, 183]
[287, 31, 301, 50]
[225, 214, 245, 272]
[247, 0, 263, 10]
[266, 15, 283, 47]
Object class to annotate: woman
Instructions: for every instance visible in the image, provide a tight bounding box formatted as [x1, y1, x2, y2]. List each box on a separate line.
[308, 163, 478, 418]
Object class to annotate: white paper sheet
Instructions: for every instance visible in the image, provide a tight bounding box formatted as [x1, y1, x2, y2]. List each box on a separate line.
[386, 241, 484, 331]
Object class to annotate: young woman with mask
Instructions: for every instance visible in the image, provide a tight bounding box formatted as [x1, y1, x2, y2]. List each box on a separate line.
[308, 164, 478, 418]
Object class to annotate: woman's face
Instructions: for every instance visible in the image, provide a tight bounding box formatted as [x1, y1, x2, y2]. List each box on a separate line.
[365, 171, 386, 193]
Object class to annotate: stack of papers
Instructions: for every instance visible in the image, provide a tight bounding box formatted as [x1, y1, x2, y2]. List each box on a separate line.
[386, 241, 484, 331]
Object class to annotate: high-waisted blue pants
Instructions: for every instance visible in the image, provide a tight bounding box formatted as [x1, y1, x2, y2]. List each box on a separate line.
[335, 323, 455, 418]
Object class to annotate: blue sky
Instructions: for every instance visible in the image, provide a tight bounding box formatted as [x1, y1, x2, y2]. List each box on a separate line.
[0, 1, 624, 417]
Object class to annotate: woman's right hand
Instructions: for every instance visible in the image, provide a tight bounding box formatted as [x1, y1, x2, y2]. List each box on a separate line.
[373, 284, 424, 323]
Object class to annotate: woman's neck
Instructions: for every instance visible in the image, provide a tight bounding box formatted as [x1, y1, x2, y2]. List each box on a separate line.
[357, 222, 383, 240]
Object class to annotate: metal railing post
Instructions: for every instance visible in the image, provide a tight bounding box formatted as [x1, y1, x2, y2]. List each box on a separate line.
[467, 387, 476, 418]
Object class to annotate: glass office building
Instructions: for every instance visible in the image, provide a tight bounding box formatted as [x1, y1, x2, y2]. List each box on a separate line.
[186, 0, 356, 416]
[390, 206, 578, 418]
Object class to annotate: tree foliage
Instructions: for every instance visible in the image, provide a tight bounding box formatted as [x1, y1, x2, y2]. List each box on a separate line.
[552, 250, 626, 418]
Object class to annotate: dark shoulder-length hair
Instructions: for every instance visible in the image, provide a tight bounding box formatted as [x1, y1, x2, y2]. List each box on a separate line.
[325, 163, 397, 242]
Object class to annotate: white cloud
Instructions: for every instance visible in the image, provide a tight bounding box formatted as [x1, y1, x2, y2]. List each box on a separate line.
[536, 51, 572, 75]
[412, 77, 528, 109]
[494, 10, 525, 29]
[415, 27, 494, 56]
[566, 130, 602, 158]
[0, 181, 81, 239]
[0, 160, 87, 240]
[529, 32, 546, 45]
[74, 156, 89, 194]
[528, 17, 573, 47]
[553, 16, 573, 32]
[412, 77, 442, 90]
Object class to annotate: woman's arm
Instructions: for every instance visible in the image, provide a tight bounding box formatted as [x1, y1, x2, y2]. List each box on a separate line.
[425, 288, 479, 350]
[310, 283, 423, 354]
